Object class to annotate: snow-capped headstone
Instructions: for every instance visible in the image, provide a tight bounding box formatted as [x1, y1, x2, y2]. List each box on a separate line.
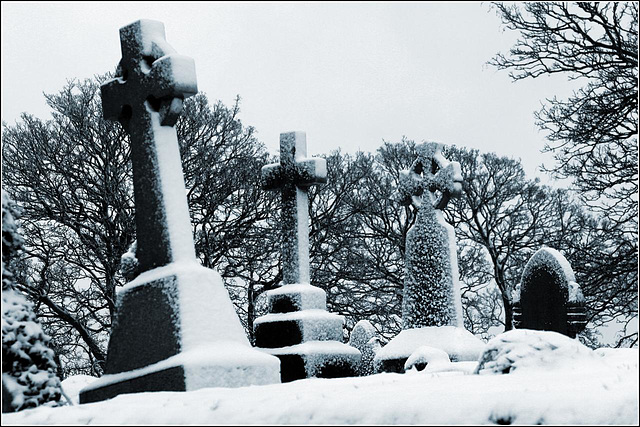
[254, 132, 360, 382]
[376, 142, 484, 372]
[79, 19, 280, 404]
[513, 247, 587, 338]
[348, 320, 382, 376]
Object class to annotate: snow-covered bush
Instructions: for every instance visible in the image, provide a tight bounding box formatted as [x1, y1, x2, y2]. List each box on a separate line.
[120, 240, 139, 282]
[2, 289, 65, 411]
[2, 193, 23, 291]
[2, 192, 64, 412]
[474, 329, 594, 375]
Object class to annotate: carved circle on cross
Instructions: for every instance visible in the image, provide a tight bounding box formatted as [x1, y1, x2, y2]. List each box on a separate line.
[397, 142, 463, 211]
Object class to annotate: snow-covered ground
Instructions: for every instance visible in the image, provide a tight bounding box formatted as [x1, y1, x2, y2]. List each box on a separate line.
[4, 345, 638, 425]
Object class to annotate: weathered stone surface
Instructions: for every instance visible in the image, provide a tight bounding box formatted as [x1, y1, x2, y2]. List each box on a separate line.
[513, 247, 587, 338]
[261, 132, 326, 285]
[255, 132, 359, 382]
[265, 342, 361, 383]
[397, 142, 463, 329]
[80, 19, 280, 404]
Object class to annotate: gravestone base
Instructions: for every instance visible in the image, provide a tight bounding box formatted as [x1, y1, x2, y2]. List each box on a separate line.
[268, 284, 326, 313]
[79, 343, 280, 403]
[254, 283, 361, 382]
[254, 311, 345, 348]
[264, 341, 361, 383]
[79, 263, 280, 403]
[374, 326, 485, 373]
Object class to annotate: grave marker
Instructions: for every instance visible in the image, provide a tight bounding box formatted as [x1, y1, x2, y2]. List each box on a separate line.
[513, 247, 587, 338]
[397, 142, 464, 329]
[79, 19, 280, 403]
[254, 132, 360, 382]
[375, 142, 484, 372]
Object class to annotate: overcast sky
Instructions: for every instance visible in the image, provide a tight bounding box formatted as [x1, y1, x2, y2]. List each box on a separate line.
[2, 2, 581, 180]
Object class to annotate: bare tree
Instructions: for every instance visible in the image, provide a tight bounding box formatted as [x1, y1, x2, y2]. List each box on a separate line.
[489, 1, 638, 345]
[490, 2, 637, 224]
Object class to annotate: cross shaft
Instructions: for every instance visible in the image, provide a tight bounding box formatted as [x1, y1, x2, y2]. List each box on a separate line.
[262, 132, 326, 284]
[101, 20, 198, 273]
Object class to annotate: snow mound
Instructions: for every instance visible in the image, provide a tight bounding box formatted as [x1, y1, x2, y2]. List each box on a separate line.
[4, 350, 636, 425]
[404, 346, 450, 371]
[375, 326, 485, 368]
[594, 348, 639, 370]
[61, 376, 97, 405]
[475, 329, 595, 375]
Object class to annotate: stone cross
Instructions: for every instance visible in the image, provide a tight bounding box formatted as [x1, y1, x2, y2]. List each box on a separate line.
[80, 20, 281, 404]
[397, 143, 462, 211]
[101, 19, 197, 273]
[397, 142, 464, 329]
[262, 132, 327, 284]
[255, 134, 360, 381]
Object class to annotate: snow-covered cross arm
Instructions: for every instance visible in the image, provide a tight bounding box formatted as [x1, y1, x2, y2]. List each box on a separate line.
[101, 20, 197, 127]
[261, 132, 327, 285]
[397, 142, 462, 211]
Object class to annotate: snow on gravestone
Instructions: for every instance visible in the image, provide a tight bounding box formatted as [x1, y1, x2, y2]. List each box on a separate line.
[513, 247, 587, 338]
[254, 132, 361, 382]
[375, 142, 484, 373]
[79, 20, 280, 404]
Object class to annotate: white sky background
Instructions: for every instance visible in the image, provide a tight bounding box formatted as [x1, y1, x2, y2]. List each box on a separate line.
[1, 1, 583, 181]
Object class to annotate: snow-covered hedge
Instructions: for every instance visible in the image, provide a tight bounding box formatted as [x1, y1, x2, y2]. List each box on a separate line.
[2, 192, 64, 412]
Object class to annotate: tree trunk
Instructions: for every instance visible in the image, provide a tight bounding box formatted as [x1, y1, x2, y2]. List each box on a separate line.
[247, 283, 255, 345]
[503, 295, 514, 331]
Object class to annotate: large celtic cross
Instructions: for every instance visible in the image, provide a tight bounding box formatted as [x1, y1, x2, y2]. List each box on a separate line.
[101, 19, 198, 273]
[397, 142, 463, 212]
[397, 142, 464, 329]
[262, 132, 327, 285]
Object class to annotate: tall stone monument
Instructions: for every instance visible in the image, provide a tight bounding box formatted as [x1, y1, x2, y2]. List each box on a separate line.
[513, 247, 587, 338]
[254, 132, 361, 382]
[79, 19, 280, 403]
[375, 142, 484, 373]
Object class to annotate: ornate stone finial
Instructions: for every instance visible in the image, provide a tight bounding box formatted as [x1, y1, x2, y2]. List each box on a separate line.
[397, 142, 462, 211]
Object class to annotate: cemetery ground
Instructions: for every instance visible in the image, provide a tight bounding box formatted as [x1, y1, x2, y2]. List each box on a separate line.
[2, 9, 637, 425]
[3, 345, 638, 425]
